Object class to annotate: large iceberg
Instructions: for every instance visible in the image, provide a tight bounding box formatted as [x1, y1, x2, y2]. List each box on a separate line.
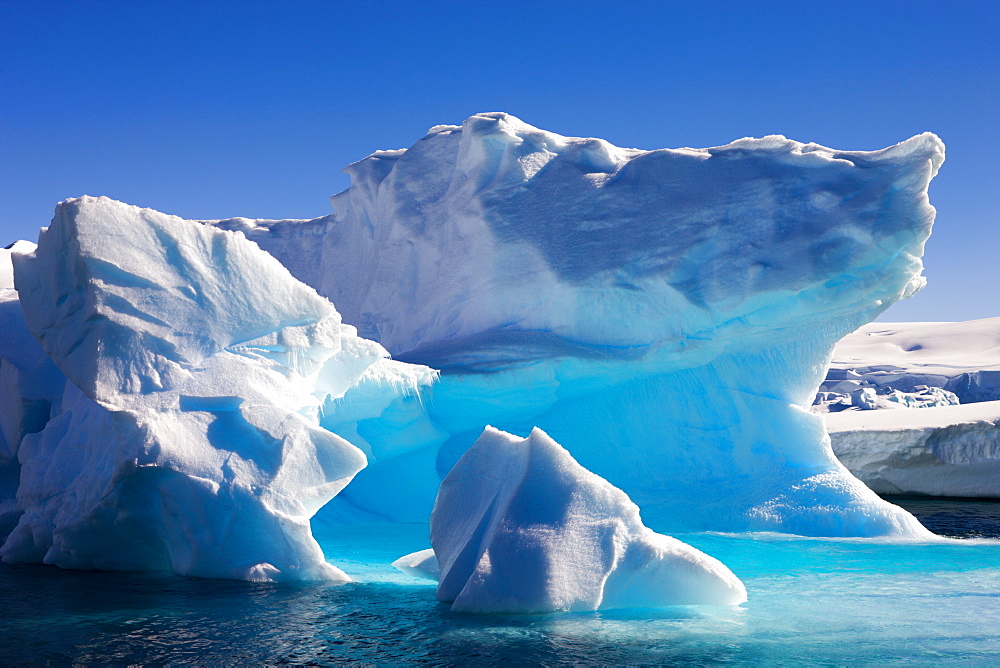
[1, 113, 948, 584]
[2, 197, 433, 580]
[397, 427, 746, 613]
[222, 113, 942, 537]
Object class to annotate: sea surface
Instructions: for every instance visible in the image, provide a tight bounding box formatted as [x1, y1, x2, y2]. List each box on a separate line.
[2, 498, 999, 665]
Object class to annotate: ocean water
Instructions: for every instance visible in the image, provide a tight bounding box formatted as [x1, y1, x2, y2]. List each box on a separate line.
[2, 499, 999, 665]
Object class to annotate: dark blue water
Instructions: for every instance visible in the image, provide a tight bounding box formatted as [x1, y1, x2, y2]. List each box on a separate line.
[889, 496, 1000, 539]
[2, 499, 999, 665]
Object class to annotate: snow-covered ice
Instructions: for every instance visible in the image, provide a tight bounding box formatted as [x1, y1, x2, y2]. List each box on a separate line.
[0, 241, 36, 290]
[827, 400, 1000, 497]
[397, 427, 746, 613]
[813, 385, 960, 412]
[823, 318, 1000, 404]
[817, 318, 1000, 496]
[1, 241, 68, 538]
[235, 113, 941, 537]
[1, 197, 433, 580]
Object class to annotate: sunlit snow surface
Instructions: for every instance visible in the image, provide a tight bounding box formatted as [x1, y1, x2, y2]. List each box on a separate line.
[830, 318, 1000, 402]
[820, 319, 1000, 497]
[3, 520, 999, 664]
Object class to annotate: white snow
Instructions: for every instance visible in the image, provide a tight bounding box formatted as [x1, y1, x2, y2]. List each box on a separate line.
[1, 241, 37, 290]
[826, 401, 1000, 497]
[390, 548, 438, 581]
[813, 318, 1000, 496]
[1, 196, 434, 581]
[826, 318, 1000, 403]
[398, 427, 746, 613]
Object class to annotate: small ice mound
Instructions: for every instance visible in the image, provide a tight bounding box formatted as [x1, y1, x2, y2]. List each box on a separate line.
[391, 548, 439, 581]
[397, 426, 747, 613]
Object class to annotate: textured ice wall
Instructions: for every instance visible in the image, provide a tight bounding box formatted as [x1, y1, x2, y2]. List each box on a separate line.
[2, 197, 434, 580]
[233, 113, 941, 537]
[397, 426, 746, 612]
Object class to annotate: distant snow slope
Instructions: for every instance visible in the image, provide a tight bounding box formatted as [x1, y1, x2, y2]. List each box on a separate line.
[827, 401, 1000, 497]
[824, 318, 1000, 404]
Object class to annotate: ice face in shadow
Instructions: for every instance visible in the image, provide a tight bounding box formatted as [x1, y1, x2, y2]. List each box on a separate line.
[2, 196, 434, 581]
[396, 426, 746, 613]
[0, 241, 67, 539]
[252, 113, 939, 537]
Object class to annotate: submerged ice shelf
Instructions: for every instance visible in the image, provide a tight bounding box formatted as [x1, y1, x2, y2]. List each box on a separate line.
[0, 113, 955, 594]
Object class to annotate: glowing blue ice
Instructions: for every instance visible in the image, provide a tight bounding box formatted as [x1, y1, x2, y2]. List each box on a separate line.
[246, 113, 941, 537]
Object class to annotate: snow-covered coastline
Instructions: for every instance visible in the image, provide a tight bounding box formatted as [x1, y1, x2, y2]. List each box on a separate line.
[816, 318, 1000, 409]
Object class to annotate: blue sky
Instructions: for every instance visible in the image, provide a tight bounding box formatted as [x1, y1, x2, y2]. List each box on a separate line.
[1, 0, 997, 321]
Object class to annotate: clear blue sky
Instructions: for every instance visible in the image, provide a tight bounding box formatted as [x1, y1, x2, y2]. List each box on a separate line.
[2, 0, 997, 321]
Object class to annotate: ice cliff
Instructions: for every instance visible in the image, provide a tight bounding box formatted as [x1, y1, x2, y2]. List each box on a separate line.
[828, 401, 1000, 497]
[226, 113, 942, 537]
[1, 198, 433, 580]
[396, 427, 746, 612]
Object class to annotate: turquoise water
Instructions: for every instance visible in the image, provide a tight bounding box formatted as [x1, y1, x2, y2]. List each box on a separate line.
[2, 500, 999, 664]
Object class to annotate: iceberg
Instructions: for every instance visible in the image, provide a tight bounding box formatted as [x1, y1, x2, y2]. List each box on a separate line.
[2, 197, 433, 581]
[227, 113, 941, 537]
[397, 427, 746, 613]
[1, 241, 67, 538]
[1, 113, 949, 583]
